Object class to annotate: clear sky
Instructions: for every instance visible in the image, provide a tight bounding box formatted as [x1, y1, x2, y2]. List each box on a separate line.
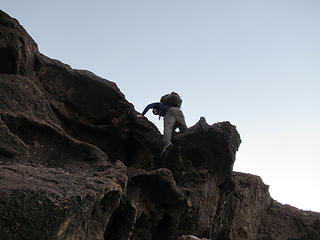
[2, 1, 319, 212]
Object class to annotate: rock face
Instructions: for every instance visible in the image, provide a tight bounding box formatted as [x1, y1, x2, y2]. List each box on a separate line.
[0, 10, 319, 240]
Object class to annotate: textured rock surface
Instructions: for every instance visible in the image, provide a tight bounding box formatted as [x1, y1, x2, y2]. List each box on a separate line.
[0, 9, 320, 240]
[178, 235, 209, 240]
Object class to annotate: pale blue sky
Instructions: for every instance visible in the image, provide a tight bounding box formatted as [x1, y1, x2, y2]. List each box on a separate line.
[2, 1, 319, 212]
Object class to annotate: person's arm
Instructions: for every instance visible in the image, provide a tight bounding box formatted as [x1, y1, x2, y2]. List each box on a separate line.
[141, 102, 160, 115]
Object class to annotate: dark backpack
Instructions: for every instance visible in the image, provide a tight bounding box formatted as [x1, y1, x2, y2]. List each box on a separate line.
[160, 92, 182, 107]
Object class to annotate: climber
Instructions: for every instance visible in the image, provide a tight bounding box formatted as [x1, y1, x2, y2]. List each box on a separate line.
[137, 92, 209, 157]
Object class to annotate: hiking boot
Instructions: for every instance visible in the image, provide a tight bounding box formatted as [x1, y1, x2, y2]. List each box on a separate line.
[160, 143, 173, 158]
[199, 116, 209, 132]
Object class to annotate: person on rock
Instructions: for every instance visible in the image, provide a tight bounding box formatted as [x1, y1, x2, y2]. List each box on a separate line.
[137, 92, 209, 157]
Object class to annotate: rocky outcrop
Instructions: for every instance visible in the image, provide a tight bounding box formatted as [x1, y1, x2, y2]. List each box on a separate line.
[0, 9, 319, 240]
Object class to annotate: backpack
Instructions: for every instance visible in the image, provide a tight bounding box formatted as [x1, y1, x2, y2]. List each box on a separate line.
[160, 92, 182, 107]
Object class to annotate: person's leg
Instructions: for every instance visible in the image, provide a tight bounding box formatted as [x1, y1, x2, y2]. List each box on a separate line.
[160, 113, 176, 157]
[171, 107, 187, 133]
[177, 122, 187, 133]
[163, 113, 176, 146]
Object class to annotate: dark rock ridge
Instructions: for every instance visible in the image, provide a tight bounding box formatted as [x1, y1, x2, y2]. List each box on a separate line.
[0, 10, 319, 240]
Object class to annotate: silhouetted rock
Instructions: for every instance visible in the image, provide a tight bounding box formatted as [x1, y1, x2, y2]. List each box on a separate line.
[0, 9, 319, 240]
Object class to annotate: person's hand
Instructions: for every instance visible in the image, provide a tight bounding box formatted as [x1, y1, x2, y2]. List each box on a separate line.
[136, 114, 144, 118]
